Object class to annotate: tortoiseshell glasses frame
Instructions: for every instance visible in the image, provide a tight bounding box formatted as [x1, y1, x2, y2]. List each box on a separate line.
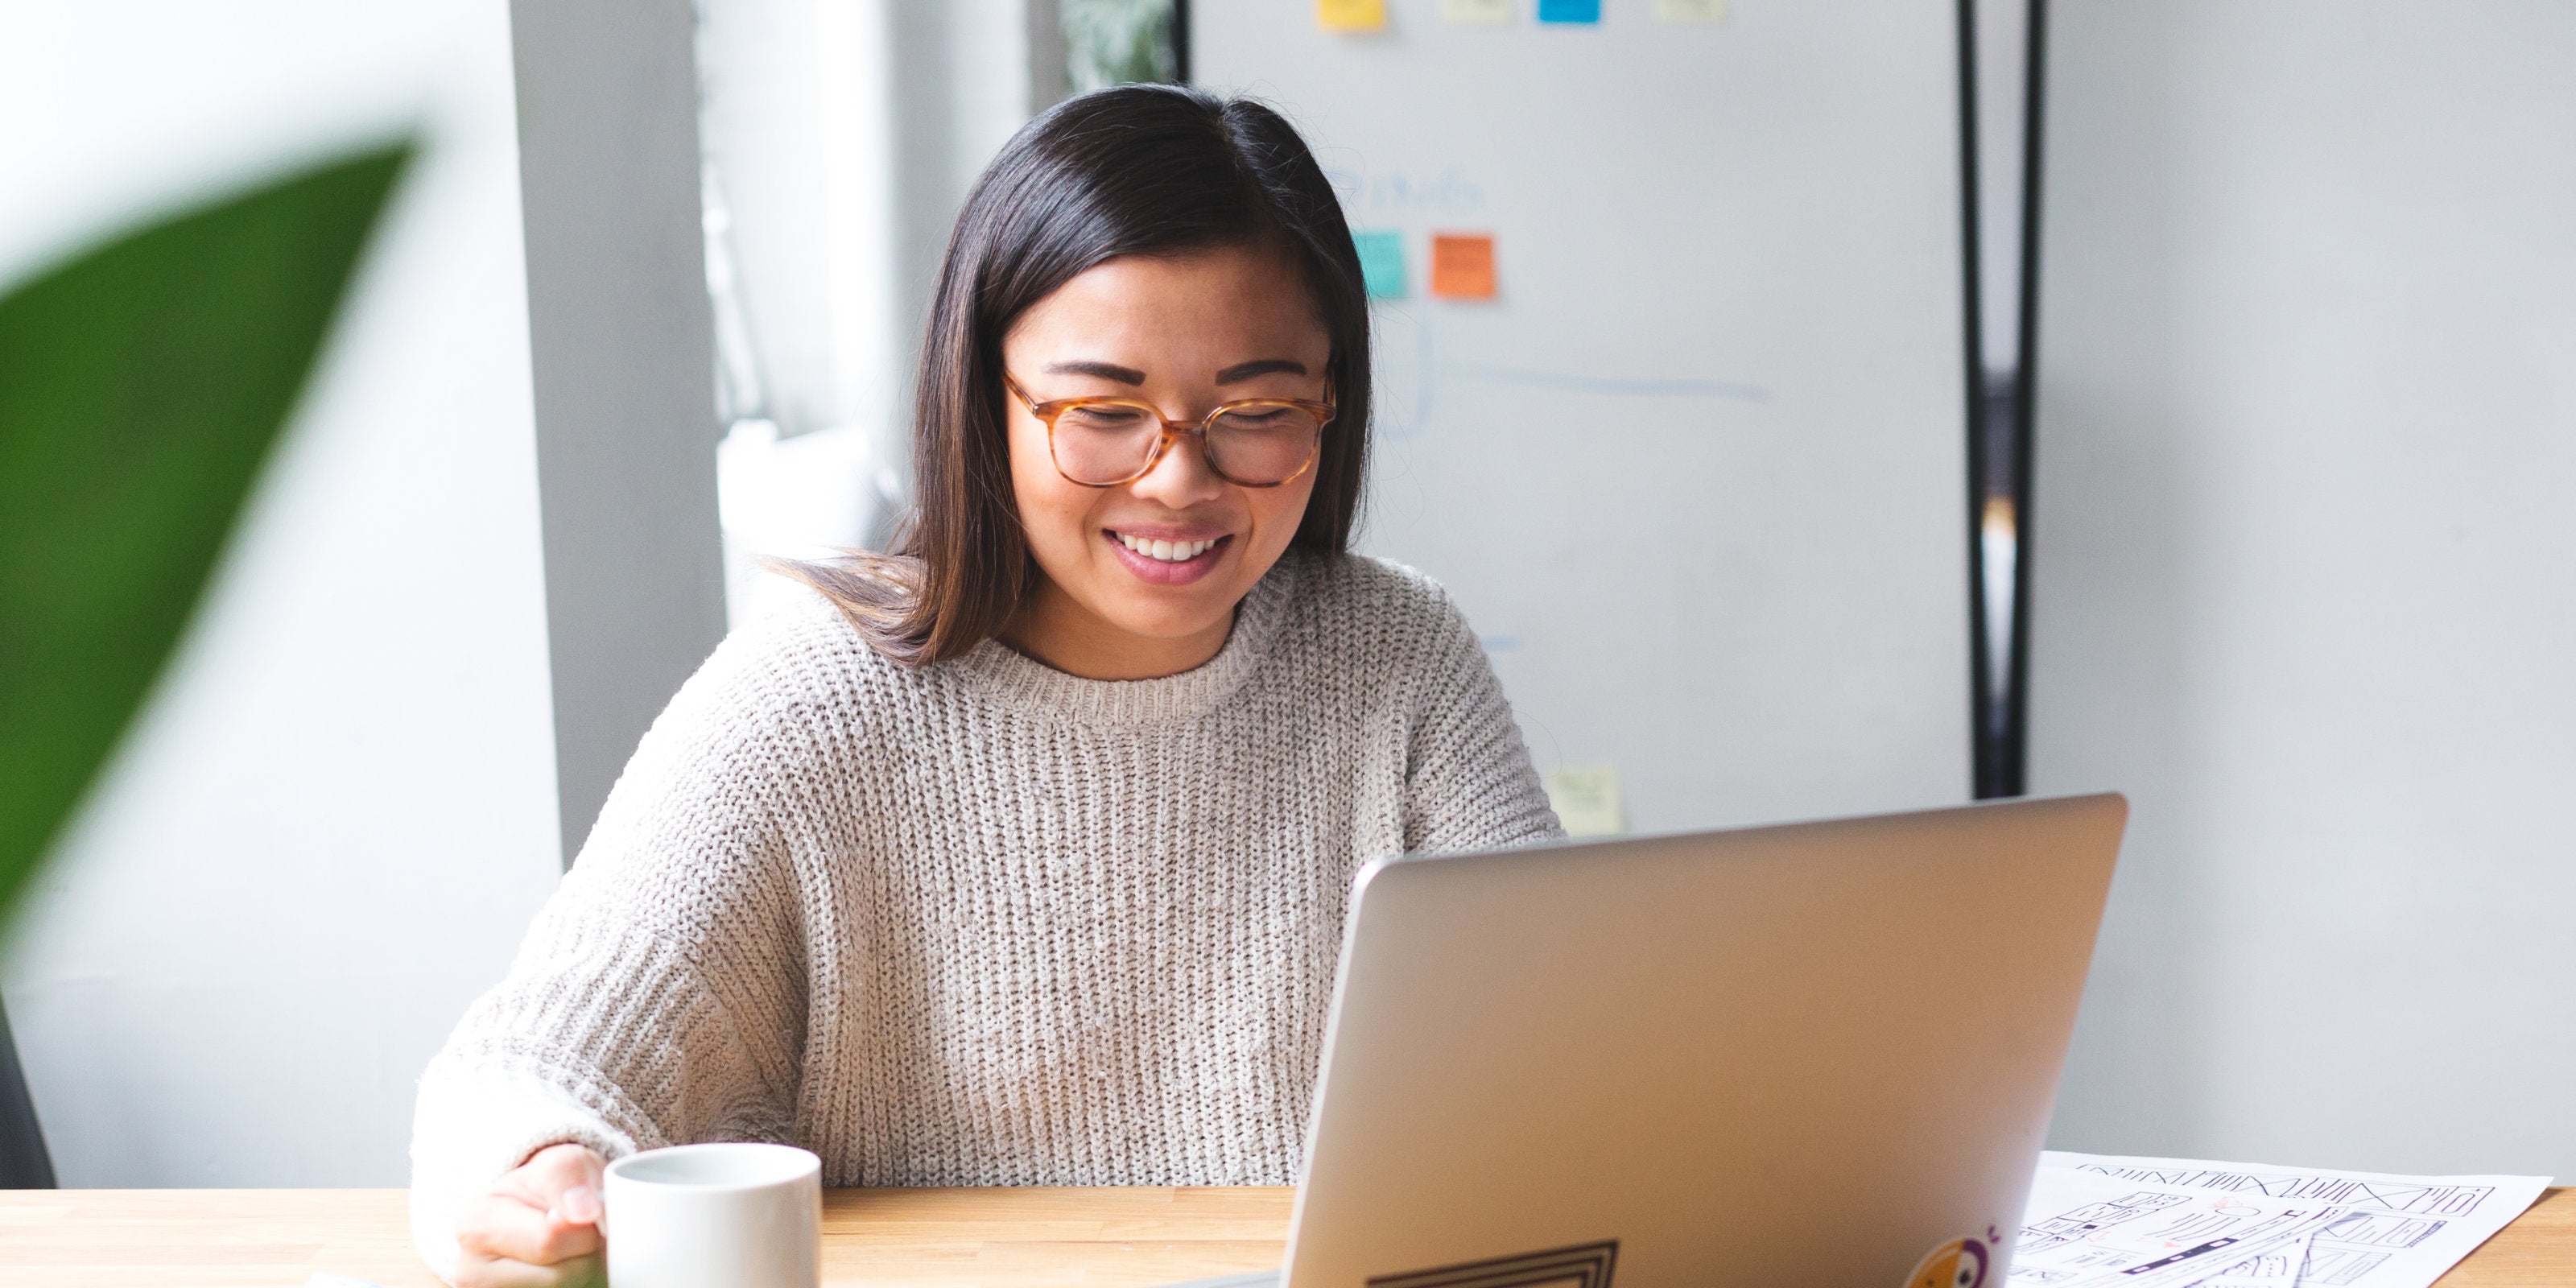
[1004, 374, 1337, 489]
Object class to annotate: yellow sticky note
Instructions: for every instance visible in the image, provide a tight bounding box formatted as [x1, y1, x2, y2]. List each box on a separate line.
[1543, 765, 1626, 838]
[1319, 0, 1388, 31]
[1442, 0, 1513, 23]
[1654, 0, 1729, 22]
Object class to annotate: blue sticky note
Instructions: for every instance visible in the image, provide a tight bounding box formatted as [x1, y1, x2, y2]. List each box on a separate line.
[1353, 229, 1407, 299]
[1538, 0, 1601, 23]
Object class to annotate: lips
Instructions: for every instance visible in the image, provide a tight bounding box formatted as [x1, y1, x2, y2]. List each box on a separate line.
[1104, 528, 1230, 586]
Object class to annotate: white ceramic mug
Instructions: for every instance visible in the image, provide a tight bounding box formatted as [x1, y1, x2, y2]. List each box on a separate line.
[601, 1142, 822, 1288]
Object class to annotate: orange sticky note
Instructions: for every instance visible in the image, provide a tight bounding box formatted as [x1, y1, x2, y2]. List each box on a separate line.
[1318, 0, 1387, 31]
[1429, 233, 1498, 299]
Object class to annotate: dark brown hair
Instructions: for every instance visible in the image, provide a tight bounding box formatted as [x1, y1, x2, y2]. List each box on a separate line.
[782, 85, 1373, 665]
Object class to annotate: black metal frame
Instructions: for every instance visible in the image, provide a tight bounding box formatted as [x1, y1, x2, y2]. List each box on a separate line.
[1964, 0, 2046, 799]
[0, 1001, 56, 1187]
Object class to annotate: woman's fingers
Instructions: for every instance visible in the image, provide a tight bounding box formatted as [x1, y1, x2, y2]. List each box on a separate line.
[456, 1142, 611, 1288]
[508, 1142, 608, 1217]
[452, 1250, 605, 1288]
[456, 1191, 602, 1265]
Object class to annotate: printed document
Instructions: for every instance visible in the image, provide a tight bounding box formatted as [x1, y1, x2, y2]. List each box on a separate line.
[2014, 1150, 2550, 1288]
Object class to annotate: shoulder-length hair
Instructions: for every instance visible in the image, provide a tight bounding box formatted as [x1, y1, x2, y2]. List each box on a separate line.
[781, 84, 1373, 666]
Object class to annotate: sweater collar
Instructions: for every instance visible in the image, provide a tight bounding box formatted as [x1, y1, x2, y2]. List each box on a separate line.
[949, 555, 1300, 726]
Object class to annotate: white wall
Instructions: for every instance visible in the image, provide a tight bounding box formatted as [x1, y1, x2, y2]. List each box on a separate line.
[2032, 2, 2576, 1176]
[0, 1, 564, 1185]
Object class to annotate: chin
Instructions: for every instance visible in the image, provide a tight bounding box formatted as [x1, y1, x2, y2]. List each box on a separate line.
[1102, 597, 1233, 642]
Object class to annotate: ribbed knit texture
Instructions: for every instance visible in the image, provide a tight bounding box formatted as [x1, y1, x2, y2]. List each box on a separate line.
[407, 553, 1561, 1280]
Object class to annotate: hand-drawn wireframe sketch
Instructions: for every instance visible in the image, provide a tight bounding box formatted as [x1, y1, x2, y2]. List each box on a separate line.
[2012, 1153, 2549, 1288]
[2018, 1191, 2189, 1253]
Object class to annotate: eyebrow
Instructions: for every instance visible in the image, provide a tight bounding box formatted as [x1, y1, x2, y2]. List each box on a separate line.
[1216, 358, 1309, 383]
[1043, 360, 1147, 384]
[1040, 358, 1311, 386]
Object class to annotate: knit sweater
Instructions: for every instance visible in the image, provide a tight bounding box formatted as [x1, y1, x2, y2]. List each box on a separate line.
[407, 552, 1561, 1278]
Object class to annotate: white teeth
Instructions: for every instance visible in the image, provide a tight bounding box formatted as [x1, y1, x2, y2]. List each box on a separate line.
[1115, 533, 1218, 561]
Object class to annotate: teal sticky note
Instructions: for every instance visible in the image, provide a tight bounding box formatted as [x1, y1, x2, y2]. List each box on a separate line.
[1538, 0, 1600, 22]
[1353, 229, 1407, 299]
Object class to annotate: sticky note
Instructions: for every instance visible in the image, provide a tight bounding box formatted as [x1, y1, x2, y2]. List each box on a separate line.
[1538, 0, 1600, 23]
[1352, 229, 1407, 299]
[1429, 233, 1497, 299]
[1544, 766, 1625, 838]
[1655, 0, 1728, 20]
[1318, 0, 1387, 31]
[1441, 0, 1513, 23]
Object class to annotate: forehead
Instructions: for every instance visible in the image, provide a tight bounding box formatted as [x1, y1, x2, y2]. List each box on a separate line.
[1005, 242, 1328, 361]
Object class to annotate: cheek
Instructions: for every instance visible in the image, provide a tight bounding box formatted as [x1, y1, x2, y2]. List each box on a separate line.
[1251, 475, 1319, 550]
[1009, 423, 1092, 546]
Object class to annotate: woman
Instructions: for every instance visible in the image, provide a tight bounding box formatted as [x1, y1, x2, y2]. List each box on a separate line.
[412, 85, 1561, 1286]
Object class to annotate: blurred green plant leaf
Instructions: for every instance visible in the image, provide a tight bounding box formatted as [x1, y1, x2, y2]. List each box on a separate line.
[0, 142, 412, 926]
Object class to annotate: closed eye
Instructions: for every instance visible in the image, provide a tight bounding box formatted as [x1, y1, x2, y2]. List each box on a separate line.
[1063, 403, 1151, 429]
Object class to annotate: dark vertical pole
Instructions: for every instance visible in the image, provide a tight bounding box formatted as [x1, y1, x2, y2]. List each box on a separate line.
[2000, 0, 2049, 797]
[1171, 0, 1191, 84]
[0, 1002, 56, 1187]
[1956, 0, 1998, 799]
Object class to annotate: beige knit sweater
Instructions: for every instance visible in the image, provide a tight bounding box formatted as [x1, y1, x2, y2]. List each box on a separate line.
[408, 553, 1560, 1278]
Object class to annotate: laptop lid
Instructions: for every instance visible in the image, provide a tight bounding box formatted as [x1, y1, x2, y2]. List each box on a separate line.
[1278, 793, 2127, 1288]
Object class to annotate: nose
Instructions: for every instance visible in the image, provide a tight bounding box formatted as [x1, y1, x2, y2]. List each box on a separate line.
[1127, 425, 1228, 509]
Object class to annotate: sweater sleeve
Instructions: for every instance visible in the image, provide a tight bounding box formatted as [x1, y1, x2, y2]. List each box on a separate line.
[1401, 591, 1566, 854]
[409, 615, 825, 1283]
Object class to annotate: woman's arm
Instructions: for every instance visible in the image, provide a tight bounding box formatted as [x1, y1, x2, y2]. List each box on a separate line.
[1402, 595, 1566, 854]
[410, 614, 830, 1284]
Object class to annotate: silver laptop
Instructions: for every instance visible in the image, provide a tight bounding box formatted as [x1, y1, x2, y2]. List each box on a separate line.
[1170, 793, 2127, 1288]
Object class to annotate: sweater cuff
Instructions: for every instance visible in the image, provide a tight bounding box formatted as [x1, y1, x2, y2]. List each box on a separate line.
[407, 1059, 641, 1285]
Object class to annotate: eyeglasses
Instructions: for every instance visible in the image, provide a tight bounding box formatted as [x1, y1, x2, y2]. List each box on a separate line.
[1004, 374, 1335, 488]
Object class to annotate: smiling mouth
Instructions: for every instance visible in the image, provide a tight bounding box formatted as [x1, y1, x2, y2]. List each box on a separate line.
[1110, 531, 1228, 563]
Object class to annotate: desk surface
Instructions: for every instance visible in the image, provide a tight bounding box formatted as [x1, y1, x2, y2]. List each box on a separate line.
[1, 1185, 2568, 1287]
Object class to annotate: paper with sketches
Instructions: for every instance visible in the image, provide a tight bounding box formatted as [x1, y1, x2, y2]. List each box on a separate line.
[2013, 1151, 2549, 1288]
[1318, 0, 1388, 32]
[1441, 0, 1514, 23]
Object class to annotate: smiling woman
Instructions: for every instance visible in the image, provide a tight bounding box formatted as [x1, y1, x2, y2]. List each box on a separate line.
[780, 85, 1370, 671]
[408, 85, 1563, 1288]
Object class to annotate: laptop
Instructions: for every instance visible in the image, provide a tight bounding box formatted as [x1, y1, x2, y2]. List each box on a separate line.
[1166, 793, 2127, 1288]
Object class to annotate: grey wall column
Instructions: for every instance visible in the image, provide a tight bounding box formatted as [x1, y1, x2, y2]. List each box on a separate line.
[508, 0, 729, 865]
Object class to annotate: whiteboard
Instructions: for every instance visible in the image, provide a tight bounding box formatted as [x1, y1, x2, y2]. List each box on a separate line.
[1195, 0, 1972, 832]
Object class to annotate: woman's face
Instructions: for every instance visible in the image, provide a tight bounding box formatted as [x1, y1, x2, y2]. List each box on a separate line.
[999, 242, 1332, 679]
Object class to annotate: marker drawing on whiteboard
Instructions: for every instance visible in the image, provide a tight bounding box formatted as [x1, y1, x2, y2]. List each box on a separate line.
[1439, 363, 1770, 402]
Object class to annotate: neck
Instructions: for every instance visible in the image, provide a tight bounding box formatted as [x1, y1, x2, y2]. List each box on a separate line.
[1001, 582, 1233, 681]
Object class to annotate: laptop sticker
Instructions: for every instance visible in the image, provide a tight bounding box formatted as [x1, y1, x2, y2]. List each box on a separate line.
[1905, 1228, 1996, 1288]
[1368, 1239, 1618, 1288]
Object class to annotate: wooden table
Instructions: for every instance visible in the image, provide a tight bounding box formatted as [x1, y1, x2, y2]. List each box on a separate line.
[0, 1185, 2566, 1286]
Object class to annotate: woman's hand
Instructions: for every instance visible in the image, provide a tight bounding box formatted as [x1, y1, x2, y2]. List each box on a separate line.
[454, 1142, 607, 1287]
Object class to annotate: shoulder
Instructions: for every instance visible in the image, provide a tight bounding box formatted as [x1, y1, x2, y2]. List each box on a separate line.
[1293, 550, 1472, 626]
[628, 582, 921, 782]
[1274, 551, 1484, 673]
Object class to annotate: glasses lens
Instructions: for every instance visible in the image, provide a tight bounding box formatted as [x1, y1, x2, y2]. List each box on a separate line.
[1051, 402, 1162, 484]
[1208, 403, 1326, 485]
